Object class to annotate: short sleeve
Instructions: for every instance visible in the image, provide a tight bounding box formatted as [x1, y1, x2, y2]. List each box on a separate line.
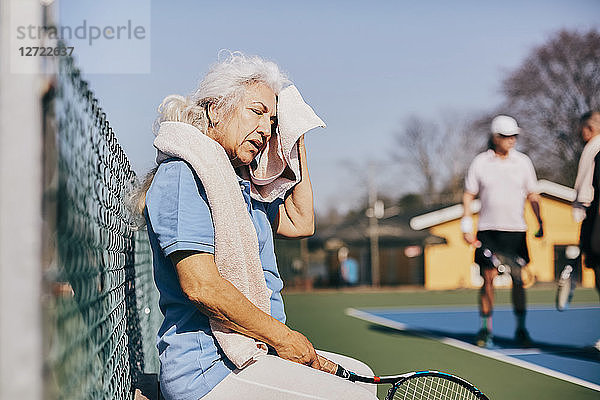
[145, 160, 215, 256]
[524, 156, 538, 194]
[464, 158, 479, 195]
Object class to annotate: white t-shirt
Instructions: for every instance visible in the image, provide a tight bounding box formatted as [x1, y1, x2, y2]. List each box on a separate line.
[465, 149, 538, 232]
[574, 135, 600, 208]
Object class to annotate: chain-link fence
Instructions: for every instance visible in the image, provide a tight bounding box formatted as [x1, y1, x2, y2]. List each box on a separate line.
[42, 55, 160, 400]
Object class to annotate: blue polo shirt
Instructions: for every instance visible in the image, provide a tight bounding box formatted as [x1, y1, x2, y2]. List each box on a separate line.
[144, 159, 285, 400]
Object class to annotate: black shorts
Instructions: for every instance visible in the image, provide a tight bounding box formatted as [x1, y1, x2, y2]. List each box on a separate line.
[580, 209, 600, 269]
[474, 230, 530, 271]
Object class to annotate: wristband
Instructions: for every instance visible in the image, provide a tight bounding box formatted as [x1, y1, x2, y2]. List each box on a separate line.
[460, 216, 473, 233]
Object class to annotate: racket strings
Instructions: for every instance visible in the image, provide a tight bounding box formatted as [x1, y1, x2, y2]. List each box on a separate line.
[391, 376, 481, 400]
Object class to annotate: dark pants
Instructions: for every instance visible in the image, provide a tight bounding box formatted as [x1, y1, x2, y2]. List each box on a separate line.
[580, 210, 600, 298]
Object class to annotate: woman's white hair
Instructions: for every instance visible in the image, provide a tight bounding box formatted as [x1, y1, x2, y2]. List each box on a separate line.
[153, 51, 290, 134]
[133, 52, 289, 218]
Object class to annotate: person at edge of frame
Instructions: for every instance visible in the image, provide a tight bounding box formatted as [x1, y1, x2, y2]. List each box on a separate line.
[134, 52, 378, 400]
[461, 114, 544, 349]
[574, 111, 600, 298]
[573, 110, 600, 352]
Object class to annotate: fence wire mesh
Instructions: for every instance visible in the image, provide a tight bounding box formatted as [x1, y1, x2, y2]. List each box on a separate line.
[42, 55, 160, 400]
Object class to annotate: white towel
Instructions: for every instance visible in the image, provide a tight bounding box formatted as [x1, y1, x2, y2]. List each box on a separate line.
[155, 121, 271, 369]
[249, 85, 326, 202]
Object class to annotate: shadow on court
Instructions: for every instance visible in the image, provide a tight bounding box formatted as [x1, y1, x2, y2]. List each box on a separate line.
[368, 324, 600, 364]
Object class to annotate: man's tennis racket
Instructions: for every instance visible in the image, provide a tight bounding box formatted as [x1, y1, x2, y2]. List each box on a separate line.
[335, 365, 490, 400]
[476, 244, 535, 288]
[555, 245, 580, 311]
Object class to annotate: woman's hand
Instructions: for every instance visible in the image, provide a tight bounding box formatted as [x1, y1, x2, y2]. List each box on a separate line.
[274, 330, 340, 374]
[273, 329, 321, 369]
[316, 354, 339, 375]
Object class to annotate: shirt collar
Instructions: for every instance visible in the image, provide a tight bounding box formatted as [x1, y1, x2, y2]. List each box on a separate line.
[235, 166, 252, 186]
[586, 134, 600, 148]
[488, 148, 515, 159]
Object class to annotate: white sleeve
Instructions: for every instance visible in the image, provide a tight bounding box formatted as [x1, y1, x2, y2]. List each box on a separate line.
[464, 158, 479, 195]
[524, 156, 538, 194]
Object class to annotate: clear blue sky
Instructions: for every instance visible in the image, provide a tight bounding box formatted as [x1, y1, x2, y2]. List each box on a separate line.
[60, 0, 600, 214]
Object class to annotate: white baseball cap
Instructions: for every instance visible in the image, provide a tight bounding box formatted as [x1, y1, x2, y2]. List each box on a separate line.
[491, 115, 521, 136]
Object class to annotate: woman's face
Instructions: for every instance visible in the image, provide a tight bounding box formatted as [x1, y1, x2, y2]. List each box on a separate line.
[212, 83, 277, 167]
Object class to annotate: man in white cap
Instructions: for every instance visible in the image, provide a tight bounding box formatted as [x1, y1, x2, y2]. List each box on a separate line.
[462, 115, 544, 348]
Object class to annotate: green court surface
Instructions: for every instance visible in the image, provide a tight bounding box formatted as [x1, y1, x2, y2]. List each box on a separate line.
[283, 286, 599, 400]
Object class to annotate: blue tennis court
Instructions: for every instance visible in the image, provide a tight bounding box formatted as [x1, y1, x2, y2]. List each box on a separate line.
[347, 305, 600, 391]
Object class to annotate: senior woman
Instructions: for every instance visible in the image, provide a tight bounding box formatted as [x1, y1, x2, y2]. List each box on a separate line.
[140, 53, 377, 400]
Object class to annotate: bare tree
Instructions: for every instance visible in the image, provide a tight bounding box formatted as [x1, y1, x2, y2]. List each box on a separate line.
[501, 29, 600, 185]
[393, 116, 440, 204]
[393, 112, 485, 205]
[437, 110, 487, 203]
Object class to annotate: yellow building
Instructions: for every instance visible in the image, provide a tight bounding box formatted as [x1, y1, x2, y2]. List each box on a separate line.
[410, 180, 595, 290]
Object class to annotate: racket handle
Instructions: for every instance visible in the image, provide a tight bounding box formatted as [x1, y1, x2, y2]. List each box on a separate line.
[335, 364, 352, 379]
[334, 365, 372, 383]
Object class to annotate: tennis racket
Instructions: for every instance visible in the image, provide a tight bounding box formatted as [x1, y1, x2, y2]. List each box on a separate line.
[335, 365, 490, 400]
[555, 245, 580, 311]
[475, 243, 535, 288]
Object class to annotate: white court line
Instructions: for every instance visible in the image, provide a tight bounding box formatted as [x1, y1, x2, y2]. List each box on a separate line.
[497, 348, 544, 356]
[355, 304, 600, 314]
[346, 308, 600, 392]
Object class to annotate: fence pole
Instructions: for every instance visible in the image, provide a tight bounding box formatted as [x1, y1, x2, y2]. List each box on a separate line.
[0, 1, 44, 399]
